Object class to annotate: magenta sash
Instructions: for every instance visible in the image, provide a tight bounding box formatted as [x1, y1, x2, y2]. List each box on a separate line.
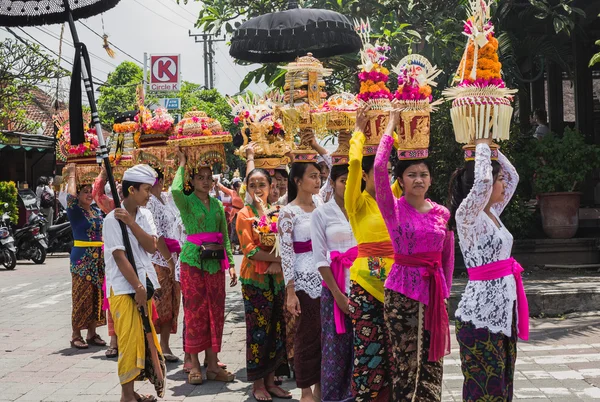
[164, 238, 181, 254]
[186, 232, 229, 272]
[293, 240, 312, 254]
[323, 246, 358, 334]
[468, 257, 529, 341]
[394, 251, 449, 362]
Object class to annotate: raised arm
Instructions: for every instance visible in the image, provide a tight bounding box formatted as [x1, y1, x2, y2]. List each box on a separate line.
[492, 150, 519, 216]
[92, 168, 115, 214]
[277, 208, 296, 286]
[455, 142, 494, 226]
[345, 131, 366, 216]
[374, 131, 397, 230]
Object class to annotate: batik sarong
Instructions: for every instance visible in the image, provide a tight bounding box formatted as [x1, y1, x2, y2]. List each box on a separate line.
[456, 312, 518, 402]
[180, 262, 225, 354]
[348, 281, 390, 402]
[242, 280, 287, 381]
[385, 289, 443, 402]
[153, 264, 181, 334]
[321, 287, 353, 402]
[72, 273, 106, 330]
[294, 290, 321, 389]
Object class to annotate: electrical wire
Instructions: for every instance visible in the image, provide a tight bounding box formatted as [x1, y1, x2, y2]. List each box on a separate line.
[131, 0, 193, 31]
[147, 0, 197, 25]
[77, 21, 144, 65]
[169, 0, 198, 18]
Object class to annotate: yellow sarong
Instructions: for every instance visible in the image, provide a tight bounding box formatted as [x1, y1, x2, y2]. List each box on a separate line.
[109, 291, 162, 385]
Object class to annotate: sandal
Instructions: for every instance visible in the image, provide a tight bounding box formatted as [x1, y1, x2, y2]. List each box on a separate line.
[134, 393, 157, 402]
[206, 368, 235, 382]
[163, 353, 179, 362]
[86, 334, 107, 347]
[70, 337, 88, 349]
[266, 385, 292, 399]
[252, 386, 272, 401]
[183, 362, 192, 374]
[274, 376, 283, 386]
[105, 347, 118, 358]
[204, 359, 227, 369]
[188, 371, 203, 385]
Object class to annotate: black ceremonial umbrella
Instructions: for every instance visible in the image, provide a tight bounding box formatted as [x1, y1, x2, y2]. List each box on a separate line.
[0, 1, 165, 394]
[230, 0, 361, 63]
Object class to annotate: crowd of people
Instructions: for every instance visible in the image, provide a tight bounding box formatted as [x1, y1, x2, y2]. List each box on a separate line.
[59, 105, 528, 402]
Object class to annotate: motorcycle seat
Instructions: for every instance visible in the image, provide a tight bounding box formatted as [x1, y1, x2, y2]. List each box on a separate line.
[48, 222, 71, 232]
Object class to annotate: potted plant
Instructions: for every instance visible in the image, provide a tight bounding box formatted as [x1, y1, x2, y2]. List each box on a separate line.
[533, 128, 600, 239]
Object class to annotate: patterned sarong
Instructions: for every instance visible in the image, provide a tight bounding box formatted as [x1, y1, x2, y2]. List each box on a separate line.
[153, 264, 181, 334]
[180, 262, 225, 353]
[242, 279, 288, 381]
[385, 289, 443, 402]
[456, 311, 518, 402]
[294, 291, 321, 389]
[321, 287, 354, 402]
[72, 273, 106, 330]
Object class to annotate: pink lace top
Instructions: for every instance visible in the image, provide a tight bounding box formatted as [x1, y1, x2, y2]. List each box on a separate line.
[374, 134, 455, 305]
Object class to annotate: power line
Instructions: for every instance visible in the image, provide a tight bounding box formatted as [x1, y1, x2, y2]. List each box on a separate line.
[132, 0, 193, 31]
[169, 0, 198, 18]
[33, 26, 118, 70]
[77, 21, 144, 66]
[147, 0, 197, 25]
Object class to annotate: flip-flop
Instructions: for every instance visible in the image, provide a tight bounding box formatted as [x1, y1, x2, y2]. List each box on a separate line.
[252, 386, 272, 401]
[105, 347, 118, 358]
[163, 353, 179, 362]
[266, 385, 292, 399]
[134, 393, 157, 402]
[204, 360, 228, 369]
[86, 334, 107, 346]
[70, 337, 88, 349]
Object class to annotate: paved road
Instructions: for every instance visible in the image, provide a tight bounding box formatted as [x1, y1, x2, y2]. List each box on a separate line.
[1, 256, 600, 401]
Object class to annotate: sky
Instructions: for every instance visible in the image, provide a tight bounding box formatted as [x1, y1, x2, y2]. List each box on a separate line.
[0, 0, 267, 103]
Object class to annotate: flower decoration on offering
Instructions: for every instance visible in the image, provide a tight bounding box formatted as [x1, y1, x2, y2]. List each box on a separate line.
[354, 18, 393, 153]
[443, 0, 517, 157]
[279, 53, 332, 139]
[133, 147, 177, 186]
[392, 54, 443, 160]
[109, 112, 139, 167]
[139, 108, 175, 147]
[248, 195, 281, 255]
[318, 92, 359, 132]
[63, 165, 101, 186]
[229, 93, 294, 172]
[167, 110, 232, 147]
[54, 110, 100, 165]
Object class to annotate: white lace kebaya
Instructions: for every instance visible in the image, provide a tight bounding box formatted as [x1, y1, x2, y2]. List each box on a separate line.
[455, 143, 520, 336]
[278, 195, 324, 299]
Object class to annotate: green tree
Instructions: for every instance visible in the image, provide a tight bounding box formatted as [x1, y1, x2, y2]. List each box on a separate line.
[97, 61, 144, 126]
[0, 38, 66, 136]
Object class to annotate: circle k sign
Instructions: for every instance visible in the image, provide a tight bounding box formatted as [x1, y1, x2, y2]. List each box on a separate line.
[150, 54, 181, 91]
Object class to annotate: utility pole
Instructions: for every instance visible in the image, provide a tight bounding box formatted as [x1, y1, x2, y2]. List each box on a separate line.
[188, 31, 225, 90]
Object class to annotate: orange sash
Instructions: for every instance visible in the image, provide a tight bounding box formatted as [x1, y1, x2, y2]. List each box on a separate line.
[357, 242, 394, 259]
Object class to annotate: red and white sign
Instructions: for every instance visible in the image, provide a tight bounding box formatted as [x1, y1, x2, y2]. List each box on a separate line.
[150, 54, 180, 91]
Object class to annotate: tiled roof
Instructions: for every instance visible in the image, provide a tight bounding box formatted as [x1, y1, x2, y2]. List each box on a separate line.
[22, 88, 64, 136]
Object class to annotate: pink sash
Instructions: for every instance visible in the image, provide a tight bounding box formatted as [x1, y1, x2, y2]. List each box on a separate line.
[293, 240, 312, 254]
[186, 232, 229, 272]
[323, 247, 358, 334]
[394, 251, 450, 362]
[164, 238, 181, 254]
[468, 257, 529, 341]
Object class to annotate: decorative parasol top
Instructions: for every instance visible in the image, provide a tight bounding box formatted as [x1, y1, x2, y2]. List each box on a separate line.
[282, 53, 333, 76]
[0, 0, 121, 27]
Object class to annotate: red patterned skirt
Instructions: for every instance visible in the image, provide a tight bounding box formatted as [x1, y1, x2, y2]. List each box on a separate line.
[180, 263, 225, 354]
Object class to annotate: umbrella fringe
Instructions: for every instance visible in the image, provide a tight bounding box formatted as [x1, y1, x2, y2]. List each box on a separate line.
[0, 0, 121, 27]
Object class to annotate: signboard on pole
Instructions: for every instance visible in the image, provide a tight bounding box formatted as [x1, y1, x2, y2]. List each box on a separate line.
[149, 54, 180, 91]
[157, 98, 181, 110]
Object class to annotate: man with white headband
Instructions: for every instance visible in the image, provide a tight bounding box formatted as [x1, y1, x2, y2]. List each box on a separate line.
[103, 164, 166, 402]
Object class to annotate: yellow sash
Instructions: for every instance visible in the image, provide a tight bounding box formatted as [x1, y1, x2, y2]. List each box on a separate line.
[73, 240, 104, 248]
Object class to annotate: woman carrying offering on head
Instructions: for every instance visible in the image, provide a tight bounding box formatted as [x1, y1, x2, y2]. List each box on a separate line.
[172, 149, 237, 385]
[450, 137, 526, 401]
[373, 107, 454, 402]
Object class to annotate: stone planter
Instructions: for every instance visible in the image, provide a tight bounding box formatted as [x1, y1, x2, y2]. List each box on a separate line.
[539, 192, 582, 239]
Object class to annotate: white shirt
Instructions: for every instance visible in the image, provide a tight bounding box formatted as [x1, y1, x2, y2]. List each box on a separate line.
[278, 195, 324, 299]
[455, 143, 520, 336]
[310, 199, 357, 294]
[103, 206, 160, 296]
[145, 193, 180, 268]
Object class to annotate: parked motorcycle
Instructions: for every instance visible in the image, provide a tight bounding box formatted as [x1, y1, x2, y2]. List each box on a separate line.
[14, 212, 47, 264]
[47, 221, 73, 254]
[0, 203, 16, 270]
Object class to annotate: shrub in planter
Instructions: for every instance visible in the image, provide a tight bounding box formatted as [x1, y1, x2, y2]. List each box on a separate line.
[0, 181, 18, 224]
[533, 128, 600, 238]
